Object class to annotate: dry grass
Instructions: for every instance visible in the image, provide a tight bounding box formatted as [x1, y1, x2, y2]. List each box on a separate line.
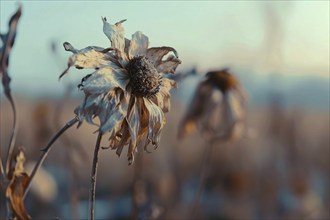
[1, 96, 329, 219]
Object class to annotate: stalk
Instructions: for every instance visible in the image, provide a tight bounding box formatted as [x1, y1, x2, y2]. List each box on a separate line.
[88, 132, 103, 220]
[191, 140, 215, 215]
[24, 117, 78, 198]
[5, 96, 18, 178]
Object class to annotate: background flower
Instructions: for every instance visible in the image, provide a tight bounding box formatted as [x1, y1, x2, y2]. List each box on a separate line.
[178, 68, 247, 141]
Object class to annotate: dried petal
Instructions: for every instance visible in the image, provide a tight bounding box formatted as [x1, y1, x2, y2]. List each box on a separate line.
[115, 121, 130, 156]
[146, 47, 178, 66]
[156, 55, 181, 74]
[146, 47, 181, 74]
[124, 38, 131, 55]
[81, 67, 129, 94]
[178, 81, 213, 138]
[99, 90, 128, 135]
[143, 98, 165, 146]
[151, 78, 177, 113]
[126, 97, 141, 164]
[75, 89, 128, 137]
[102, 17, 126, 52]
[60, 43, 120, 79]
[128, 31, 149, 59]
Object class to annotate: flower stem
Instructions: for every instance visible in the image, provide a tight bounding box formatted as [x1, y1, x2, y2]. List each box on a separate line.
[24, 117, 78, 198]
[191, 140, 215, 216]
[89, 132, 103, 220]
[0, 155, 5, 182]
[5, 96, 18, 178]
[130, 153, 144, 220]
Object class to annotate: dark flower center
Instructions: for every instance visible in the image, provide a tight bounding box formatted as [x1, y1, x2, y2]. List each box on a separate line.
[127, 56, 161, 97]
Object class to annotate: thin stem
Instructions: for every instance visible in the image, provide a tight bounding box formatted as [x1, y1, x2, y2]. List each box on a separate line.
[191, 140, 215, 215]
[24, 117, 78, 198]
[0, 154, 6, 209]
[88, 132, 103, 220]
[5, 96, 18, 178]
[130, 153, 144, 220]
[53, 89, 81, 219]
[0, 155, 5, 181]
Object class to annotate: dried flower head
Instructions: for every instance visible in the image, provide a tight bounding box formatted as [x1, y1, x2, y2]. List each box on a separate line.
[61, 18, 181, 164]
[178, 68, 247, 141]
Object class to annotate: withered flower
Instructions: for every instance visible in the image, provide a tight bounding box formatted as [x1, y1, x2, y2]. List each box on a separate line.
[61, 18, 181, 164]
[6, 148, 31, 220]
[178, 68, 247, 141]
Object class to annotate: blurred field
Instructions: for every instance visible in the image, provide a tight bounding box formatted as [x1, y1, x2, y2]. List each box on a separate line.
[0, 93, 329, 219]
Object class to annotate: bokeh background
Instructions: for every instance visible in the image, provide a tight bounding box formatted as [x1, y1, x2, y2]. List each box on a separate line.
[1, 1, 329, 219]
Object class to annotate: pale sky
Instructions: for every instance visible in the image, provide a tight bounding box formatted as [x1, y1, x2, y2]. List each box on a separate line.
[1, 1, 329, 95]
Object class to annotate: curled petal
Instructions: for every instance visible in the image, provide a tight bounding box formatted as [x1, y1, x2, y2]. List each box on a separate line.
[102, 17, 126, 52]
[75, 94, 102, 126]
[60, 42, 120, 78]
[143, 98, 165, 146]
[114, 121, 130, 156]
[156, 55, 181, 74]
[146, 47, 178, 65]
[152, 78, 177, 113]
[146, 47, 181, 74]
[81, 67, 129, 94]
[128, 31, 149, 59]
[75, 89, 128, 138]
[63, 41, 78, 53]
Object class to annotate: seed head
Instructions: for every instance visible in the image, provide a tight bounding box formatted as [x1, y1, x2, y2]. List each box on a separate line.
[127, 56, 161, 98]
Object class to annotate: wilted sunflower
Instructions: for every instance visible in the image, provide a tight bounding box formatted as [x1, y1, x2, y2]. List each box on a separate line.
[61, 18, 181, 164]
[178, 68, 247, 141]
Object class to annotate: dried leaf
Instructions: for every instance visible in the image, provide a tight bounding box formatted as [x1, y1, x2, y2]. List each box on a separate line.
[0, 5, 21, 98]
[6, 149, 31, 220]
[6, 173, 31, 220]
